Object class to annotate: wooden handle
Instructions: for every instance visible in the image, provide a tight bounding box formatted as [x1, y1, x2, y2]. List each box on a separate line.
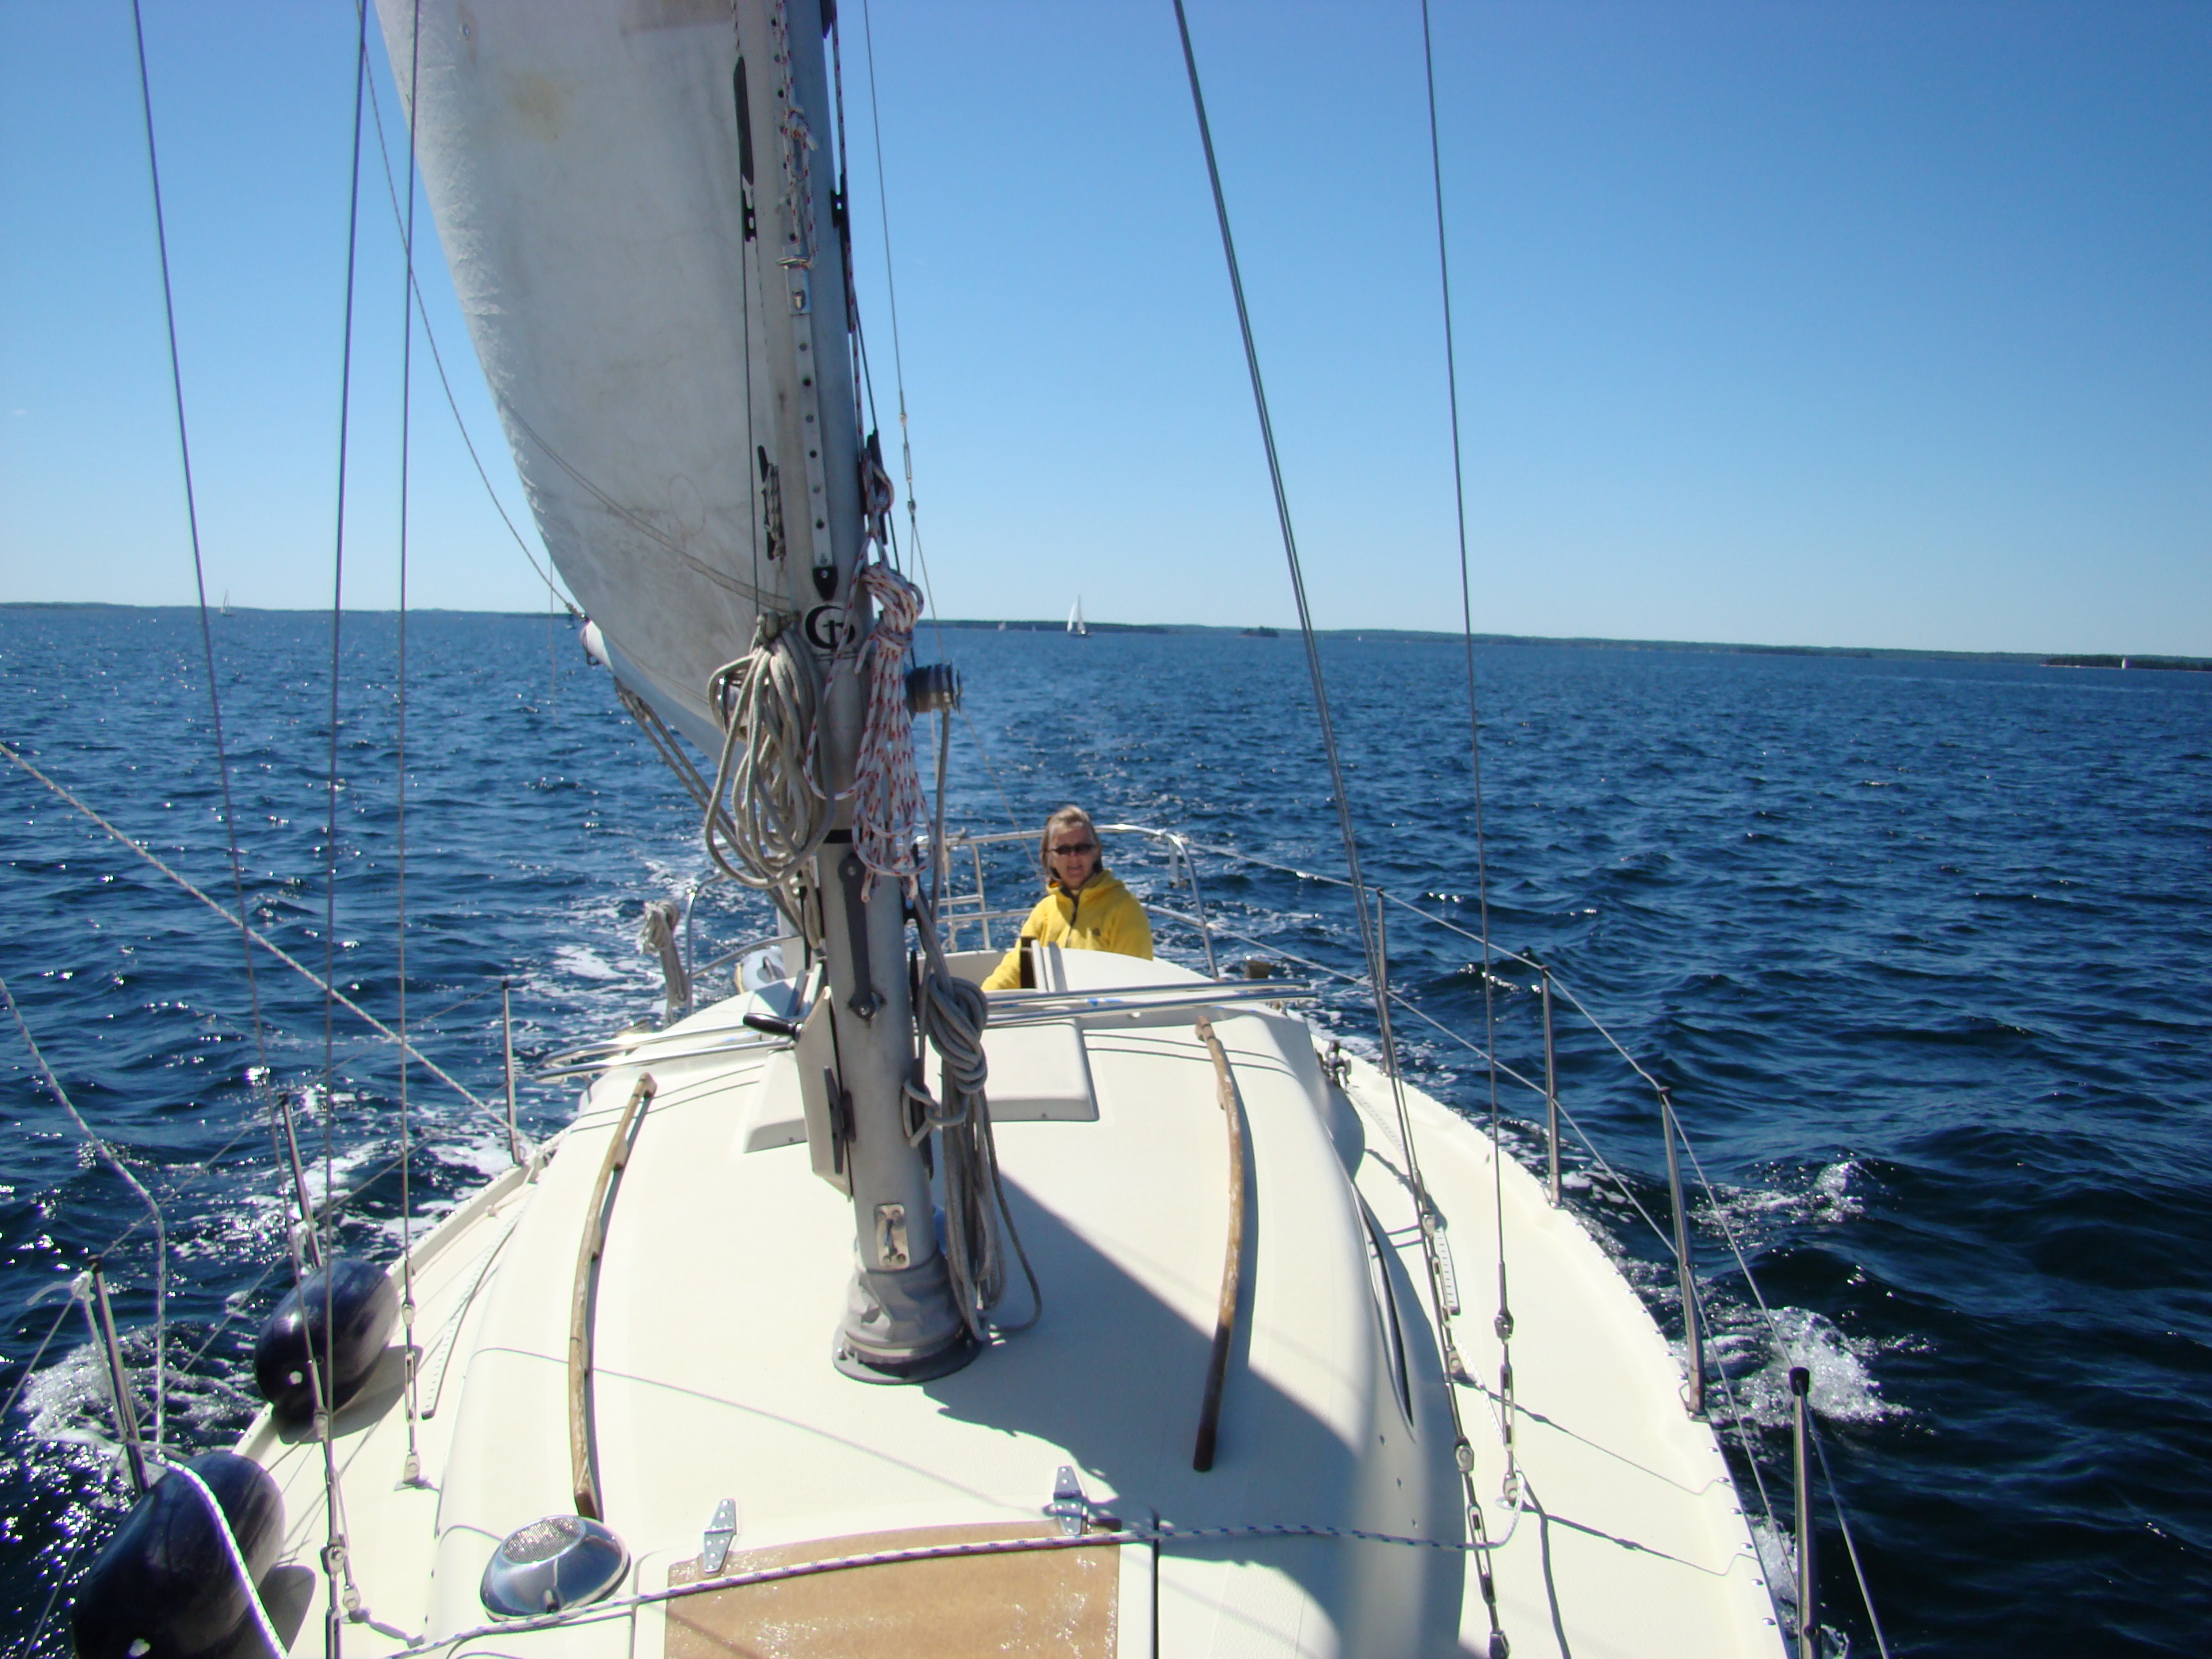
[569, 1072, 655, 1519]
[1192, 1015, 1248, 1473]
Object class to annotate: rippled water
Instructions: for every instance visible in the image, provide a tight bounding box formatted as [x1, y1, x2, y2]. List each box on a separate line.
[3, 607, 2207, 1655]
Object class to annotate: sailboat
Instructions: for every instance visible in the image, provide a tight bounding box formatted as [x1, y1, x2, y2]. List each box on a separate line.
[1069, 597, 1088, 636]
[55, 5, 1823, 1658]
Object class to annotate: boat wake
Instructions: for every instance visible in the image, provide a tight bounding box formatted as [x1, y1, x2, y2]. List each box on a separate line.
[1706, 1304, 1906, 1429]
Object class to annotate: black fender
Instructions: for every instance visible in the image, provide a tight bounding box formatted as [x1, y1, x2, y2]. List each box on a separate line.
[72, 1452, 283, 1659]
[251, 1257, 398, 1420]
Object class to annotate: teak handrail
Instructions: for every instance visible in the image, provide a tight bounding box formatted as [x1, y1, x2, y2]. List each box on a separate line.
[569, 1072, 655, 1519]
[1191, 1015, 1249, 1472]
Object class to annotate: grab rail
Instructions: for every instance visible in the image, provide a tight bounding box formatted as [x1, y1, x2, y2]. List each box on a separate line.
[569, 1073, 655, 1520]
[1191, 1015, 1250, 1473]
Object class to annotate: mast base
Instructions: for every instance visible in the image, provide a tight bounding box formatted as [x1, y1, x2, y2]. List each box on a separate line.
[832, 1258, 977, 1383]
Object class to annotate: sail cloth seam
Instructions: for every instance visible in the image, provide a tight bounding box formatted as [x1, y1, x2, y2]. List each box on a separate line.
[495, 400, 777, 611]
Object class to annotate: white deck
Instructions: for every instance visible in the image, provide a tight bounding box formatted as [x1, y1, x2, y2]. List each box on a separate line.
[237, 949, 1782, 1658]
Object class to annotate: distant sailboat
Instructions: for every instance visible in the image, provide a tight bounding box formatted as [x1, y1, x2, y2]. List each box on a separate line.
[1067, 595, 1087, 636]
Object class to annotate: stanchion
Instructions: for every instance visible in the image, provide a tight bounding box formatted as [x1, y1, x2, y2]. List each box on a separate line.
[1792, 1364, 1820, 1658]
[1662, 1089, 1704, 1416]
[1540, 966, 1560, 1206]
[501, 978, 523, 1167]
[87, 1261, 148, 1494]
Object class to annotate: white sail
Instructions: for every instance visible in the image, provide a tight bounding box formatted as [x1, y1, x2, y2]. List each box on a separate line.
[381, 0, 859, 753]
[1068, 595, 1086, 635]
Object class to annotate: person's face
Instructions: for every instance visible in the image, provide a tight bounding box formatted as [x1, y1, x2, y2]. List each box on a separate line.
[1048, 827, 1099, 890]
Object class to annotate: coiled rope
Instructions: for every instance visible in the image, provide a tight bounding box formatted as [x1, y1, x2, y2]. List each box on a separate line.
[702, 613, 830, 890]
[901, 905, 1040, 1343]
[846, 558, 928, 891]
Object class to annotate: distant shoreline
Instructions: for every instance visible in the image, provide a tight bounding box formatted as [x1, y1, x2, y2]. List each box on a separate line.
[5, 602, 2207, 672]
[929, 618, 2212, 671]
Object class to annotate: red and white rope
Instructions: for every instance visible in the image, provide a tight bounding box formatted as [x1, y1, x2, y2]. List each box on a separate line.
[846, 558, 926, 893]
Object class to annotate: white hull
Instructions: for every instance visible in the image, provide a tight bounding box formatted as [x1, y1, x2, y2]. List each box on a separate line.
[235, 947, 1780, 1656]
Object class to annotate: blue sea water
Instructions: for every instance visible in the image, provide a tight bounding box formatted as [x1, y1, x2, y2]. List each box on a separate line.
[1, 605, 2207, 1655]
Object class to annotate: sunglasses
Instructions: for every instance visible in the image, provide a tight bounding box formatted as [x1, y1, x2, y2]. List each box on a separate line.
[1050, 841, 1099, 857]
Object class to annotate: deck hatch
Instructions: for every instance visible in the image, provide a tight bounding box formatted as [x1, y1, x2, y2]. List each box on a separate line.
[663, 1523, 1118, 1658]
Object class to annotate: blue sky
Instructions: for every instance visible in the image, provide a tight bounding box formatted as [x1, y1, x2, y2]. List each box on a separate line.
[3, 1, 2207, 654]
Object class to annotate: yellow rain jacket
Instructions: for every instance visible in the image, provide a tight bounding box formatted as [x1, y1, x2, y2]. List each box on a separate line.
[980, 870, 1153, 990]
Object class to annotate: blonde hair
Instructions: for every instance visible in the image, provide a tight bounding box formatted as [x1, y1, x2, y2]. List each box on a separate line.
[1038, 804, 1100, 888]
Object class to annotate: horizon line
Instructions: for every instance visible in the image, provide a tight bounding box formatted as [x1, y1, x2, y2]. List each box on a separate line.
[3, 601, 2207, 669]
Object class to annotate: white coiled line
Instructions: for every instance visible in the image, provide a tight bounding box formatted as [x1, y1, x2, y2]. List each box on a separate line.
[703, 613, 829, 891]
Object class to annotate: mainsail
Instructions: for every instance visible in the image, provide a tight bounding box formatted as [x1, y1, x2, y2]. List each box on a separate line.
[381, 0, 859, 753]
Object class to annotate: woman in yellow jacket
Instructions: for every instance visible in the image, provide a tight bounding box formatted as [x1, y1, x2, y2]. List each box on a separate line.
[980, 806, 1153, 991]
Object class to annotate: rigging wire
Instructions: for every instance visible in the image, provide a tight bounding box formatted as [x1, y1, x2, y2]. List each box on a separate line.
[1418, 0, 1520, 1502]
[317, 7, 377, 1642]
[1168, 8, 1506, 1651]
[0, 978, 167, 1454]
[392, 0, 428, 1483]
[857, 0, 944, 647]
[123, 0, 281, 1465]
[0, 1296, 78, 1437]
[0, 742, 509, 1128]
[127, 0, 275, 1118]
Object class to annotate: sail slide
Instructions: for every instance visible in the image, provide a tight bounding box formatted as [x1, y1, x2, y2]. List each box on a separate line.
[381, 0, 859, 752]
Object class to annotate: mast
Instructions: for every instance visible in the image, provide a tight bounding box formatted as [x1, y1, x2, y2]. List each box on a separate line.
[384, 0, 966, 1378]
[733, 0, 968, 1379]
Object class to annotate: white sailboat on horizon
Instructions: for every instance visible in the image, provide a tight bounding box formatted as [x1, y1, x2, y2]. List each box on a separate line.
[1068, 596, 1088, 636]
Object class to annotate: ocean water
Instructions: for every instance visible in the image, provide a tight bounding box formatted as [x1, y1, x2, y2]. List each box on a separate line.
[1, 605, 2207, 1656]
